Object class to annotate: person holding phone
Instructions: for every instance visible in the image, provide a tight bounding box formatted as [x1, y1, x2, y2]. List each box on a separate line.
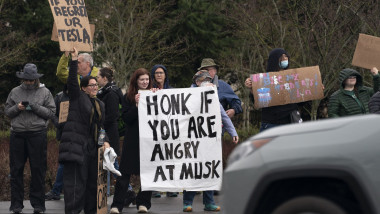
[5, 63, 56, 214]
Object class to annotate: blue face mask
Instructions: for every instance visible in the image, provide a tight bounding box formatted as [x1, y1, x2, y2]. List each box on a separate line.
[279, 60, 289, 69]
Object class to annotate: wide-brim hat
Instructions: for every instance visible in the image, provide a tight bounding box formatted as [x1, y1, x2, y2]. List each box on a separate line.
[16, 63, 43, 80]
[192, 70, 212, 84]
[197, 58, 219, 70]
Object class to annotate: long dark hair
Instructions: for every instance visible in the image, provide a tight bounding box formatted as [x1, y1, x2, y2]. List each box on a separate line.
[126, 68, 152, 103]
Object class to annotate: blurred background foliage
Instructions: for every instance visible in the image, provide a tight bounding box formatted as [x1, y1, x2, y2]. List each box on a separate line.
[1, 0, 380, 130]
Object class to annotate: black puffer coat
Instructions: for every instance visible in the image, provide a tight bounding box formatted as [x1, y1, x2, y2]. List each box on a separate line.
[59, 60, 107, 164]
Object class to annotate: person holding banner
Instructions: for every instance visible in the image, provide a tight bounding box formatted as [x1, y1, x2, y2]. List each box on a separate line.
[5, 63, 55, 214]
[150, 64, 180, 198]
[328, 67, 379, 118]
[58, 48, 110, 214]
[197, 58, 243, 118]
[110, 68, 154, 214]
[56, 51, 99, 84]
[245, 48, 300, 132]
[182, 70, 239, 213]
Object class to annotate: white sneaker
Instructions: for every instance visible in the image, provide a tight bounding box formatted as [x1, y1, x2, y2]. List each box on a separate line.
[110, 207, 120, 214]
[138, 205, 148, 213]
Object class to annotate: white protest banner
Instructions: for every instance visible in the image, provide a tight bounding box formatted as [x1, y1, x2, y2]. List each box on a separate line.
[48, 0, 93, 52]
[138, 87, 222, 192]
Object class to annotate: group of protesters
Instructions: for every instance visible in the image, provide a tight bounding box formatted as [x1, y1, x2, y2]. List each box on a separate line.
[5, 46, 380, 214]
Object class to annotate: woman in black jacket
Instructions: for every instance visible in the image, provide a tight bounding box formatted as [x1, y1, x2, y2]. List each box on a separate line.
[110, 68, 153, 214]
[96, 67, 123, 157]
[59, 48, 110, 214]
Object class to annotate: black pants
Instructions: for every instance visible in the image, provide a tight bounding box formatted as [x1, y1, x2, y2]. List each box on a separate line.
[9, 130, 47, 211]
[63, 152, 98, 214]
[111, 174, 152, 211]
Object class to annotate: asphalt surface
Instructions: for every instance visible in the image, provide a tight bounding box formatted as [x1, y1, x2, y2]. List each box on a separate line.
[0, 193, 222, 214]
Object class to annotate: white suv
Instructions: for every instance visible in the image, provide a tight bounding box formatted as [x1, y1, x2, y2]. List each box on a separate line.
[222, 115, 380, 214]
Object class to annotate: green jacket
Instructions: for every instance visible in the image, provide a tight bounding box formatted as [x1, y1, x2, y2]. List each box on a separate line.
[328, 68, 379, 118]
[56, 54, 99, 84]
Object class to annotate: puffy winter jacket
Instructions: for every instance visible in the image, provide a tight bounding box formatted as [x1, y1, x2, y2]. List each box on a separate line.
[328, 68, 379, 118]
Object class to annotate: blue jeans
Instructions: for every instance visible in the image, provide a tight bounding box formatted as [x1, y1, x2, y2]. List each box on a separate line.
[52, 164, 64, 195]
[183, 191, 215, 206]
[260, 123, 285, 132]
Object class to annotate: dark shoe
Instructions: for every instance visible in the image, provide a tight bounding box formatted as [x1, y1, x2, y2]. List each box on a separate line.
[45, 191, 60, 200]
[10, 208, 23, 214]
[166, 192, 178, 197]
[33, 207, 45, 214]
[124, 190, 136, 207]
[152, 191, 161, 198]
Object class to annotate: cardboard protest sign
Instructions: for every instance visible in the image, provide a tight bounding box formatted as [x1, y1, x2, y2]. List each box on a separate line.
[58, 101, 69, 123]
[97, 147, 107, 214]
[250, 66, 324, 109]
[48, 0, 93, 51]
[51, 22, 95, 42]
[138, 87, 222, 192]
[352, 33, 380, 70]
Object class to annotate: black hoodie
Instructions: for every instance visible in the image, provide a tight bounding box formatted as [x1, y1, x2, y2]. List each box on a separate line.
[252, 48, 298, 124]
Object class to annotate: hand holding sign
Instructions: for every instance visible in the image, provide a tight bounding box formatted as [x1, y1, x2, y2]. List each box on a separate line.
[70, 47, 78, 60]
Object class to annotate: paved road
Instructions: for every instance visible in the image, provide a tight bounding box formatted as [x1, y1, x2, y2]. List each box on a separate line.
[0, 194, 222, 214]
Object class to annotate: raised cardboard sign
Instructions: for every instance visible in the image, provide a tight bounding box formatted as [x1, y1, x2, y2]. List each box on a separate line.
[352, 34, 380, 70]
[48, 0, 93, 52]
[58, 101, 69, 123]
[97, 147, 107, 214]
[52, 22, 95, 42]
[250, 66, 324, 109]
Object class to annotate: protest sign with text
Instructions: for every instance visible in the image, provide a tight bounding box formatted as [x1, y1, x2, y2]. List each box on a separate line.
[48, 0, 93, 52]
[250, 66, 324, 109]
[352, 33, 380, 70]
[138, 87, 222, 192]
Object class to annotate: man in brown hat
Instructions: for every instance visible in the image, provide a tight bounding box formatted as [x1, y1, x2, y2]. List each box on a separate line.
[5, 63, 56, 214]
[197, 58, 242, 118]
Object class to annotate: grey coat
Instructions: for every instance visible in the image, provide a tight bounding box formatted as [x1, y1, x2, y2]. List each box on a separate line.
[5, 83, 55, 132]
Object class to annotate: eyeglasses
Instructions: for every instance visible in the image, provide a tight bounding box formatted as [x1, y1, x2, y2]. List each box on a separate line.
[155, 72, 165, 76]
[88, 84, 98, 88]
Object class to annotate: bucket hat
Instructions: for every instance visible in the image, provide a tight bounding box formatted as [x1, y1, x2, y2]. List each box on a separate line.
[198, 58, 219, 70]
[16, 63, 43, 80]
